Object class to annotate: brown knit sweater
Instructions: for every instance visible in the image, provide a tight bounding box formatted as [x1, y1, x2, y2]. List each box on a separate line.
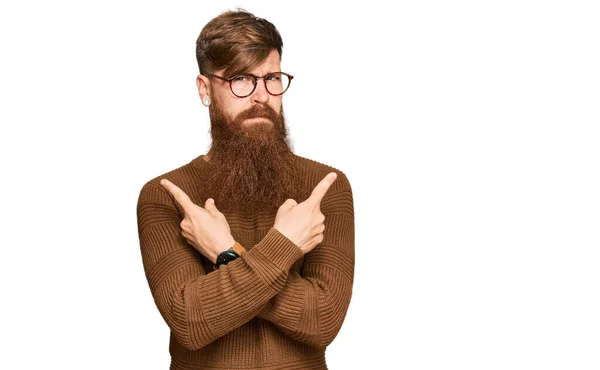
[136, 153, 354, 370]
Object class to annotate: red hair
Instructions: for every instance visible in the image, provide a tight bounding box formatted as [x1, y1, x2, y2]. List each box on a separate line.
[196, 8, 284, 78]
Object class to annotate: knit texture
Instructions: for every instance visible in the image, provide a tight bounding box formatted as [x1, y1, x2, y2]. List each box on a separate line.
[136, 153, 354, 370]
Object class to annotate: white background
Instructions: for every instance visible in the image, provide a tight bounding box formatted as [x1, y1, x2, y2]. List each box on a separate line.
[1, 1, 599, 369]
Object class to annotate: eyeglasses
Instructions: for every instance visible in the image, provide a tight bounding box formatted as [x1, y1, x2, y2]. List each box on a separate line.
[203, 72, 294, 98]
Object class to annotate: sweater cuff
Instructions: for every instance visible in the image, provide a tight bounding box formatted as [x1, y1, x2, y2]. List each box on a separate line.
[253, 227, 303, 272]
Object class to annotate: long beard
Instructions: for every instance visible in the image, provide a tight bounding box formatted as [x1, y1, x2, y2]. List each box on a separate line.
[202, 97, 302, 214]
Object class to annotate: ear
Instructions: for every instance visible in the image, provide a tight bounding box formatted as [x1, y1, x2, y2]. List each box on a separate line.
[196, 75, 211, 103]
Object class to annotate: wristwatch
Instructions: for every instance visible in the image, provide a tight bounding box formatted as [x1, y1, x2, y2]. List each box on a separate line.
[214, 241, 246, 268]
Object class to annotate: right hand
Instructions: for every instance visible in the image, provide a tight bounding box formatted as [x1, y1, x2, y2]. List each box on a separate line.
[273, 172, 337, 254]
[160, 179, 235, 264]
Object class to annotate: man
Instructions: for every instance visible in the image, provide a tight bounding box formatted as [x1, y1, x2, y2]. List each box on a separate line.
[136, 9, 354, 369]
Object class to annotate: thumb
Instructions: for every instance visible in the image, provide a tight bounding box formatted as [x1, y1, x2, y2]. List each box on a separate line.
[281, 198, 298, 210]
[205, 198, 218, 213]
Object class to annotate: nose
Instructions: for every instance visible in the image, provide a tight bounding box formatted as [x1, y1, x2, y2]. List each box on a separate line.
[251, 78, 270, 104]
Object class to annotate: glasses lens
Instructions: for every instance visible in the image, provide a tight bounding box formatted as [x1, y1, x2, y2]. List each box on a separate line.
[231, 75, 255, 97]
[265, 72, 290, 95]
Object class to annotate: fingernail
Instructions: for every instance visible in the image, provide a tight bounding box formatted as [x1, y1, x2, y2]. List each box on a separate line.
[160, 179, 166, 185]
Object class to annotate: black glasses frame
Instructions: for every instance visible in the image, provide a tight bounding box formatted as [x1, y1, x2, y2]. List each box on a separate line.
[203, 72, 294, 98]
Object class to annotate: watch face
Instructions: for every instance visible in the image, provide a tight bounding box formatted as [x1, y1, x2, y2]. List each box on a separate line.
[217, 250, 240, 266]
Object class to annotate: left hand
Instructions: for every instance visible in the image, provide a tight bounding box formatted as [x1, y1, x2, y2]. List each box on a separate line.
[160, 178, 235, 264]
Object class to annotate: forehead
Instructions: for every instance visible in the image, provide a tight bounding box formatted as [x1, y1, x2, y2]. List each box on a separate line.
[224, 49, 282, 76]
[252, 49, 281, 72]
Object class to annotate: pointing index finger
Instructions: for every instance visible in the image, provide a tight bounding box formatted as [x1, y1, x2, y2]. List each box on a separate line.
[307, 172, 337, 206]
[160, 178, 195, 212]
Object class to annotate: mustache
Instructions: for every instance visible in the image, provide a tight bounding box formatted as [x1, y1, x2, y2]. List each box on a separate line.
[235, 104, 279, 122]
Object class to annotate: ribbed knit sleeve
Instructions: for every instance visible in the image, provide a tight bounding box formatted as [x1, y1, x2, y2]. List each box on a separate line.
[256, 172, 355, 349]
[136, 180, 304, 351]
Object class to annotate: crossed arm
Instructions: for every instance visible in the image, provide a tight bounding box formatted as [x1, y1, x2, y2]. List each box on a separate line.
[254, 208, 354, 348]
[136, 174, 354, 351]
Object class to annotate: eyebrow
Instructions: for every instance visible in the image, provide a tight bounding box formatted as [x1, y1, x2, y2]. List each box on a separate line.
[232, 71, 279, 77]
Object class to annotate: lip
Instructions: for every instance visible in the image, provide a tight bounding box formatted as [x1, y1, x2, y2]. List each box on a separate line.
[245, 117, 272, 122]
